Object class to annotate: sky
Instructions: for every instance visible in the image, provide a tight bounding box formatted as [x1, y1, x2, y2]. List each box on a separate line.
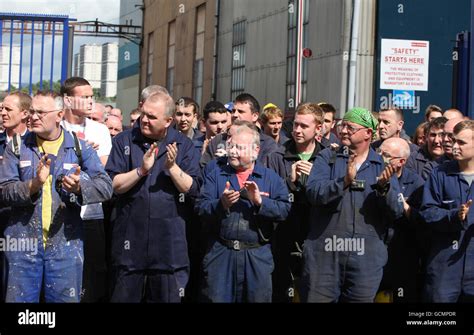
[0, 0, 122, 87]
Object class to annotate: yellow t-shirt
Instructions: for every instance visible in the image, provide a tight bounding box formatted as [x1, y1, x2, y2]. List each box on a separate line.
[37, 131, 64, 244]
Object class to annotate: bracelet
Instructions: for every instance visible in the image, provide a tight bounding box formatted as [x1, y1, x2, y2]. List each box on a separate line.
[136, 167, 149, 177]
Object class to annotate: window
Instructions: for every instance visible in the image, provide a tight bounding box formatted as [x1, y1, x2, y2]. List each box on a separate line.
[286, 0, 309, 109]
[167, 21, 176, 98]
[193, 5, 205, 107]
[231, 20, 246, 101]
[146, 31, 154, 86]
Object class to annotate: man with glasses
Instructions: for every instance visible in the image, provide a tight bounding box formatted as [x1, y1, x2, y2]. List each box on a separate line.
[302, 107, 403, 302]
[60, 77, 112, 302]
[0, 90, 112, 302]
[376, 138, 425, 302]
[196, 121, 290, 302]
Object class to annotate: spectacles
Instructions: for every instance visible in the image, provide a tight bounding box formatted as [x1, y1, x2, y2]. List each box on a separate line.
[28, 108, 61, 120]
[442, 132, 455, 141]
[376, 148, 403, 160]
[340, 122, 365, 134]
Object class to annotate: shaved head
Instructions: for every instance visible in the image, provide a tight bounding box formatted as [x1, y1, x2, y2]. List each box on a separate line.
[380, 137, 410, 160]
[443, 109, 464, 120]
[444, 117, 464, 133]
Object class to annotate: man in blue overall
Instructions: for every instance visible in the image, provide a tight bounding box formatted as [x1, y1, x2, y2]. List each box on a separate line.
[0, 91, 112, 302]
[420, 120, 474, 302]
[377, 138, 425, 302]
[266, 102, 325, 302]
[106, 90, 201, 302]
[196, 121, 290, 302]
[302, 107, 403, 302]
[0, 91, 32, 301]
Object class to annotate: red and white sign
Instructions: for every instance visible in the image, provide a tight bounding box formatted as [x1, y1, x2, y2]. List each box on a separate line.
[380, 38, 430, 91]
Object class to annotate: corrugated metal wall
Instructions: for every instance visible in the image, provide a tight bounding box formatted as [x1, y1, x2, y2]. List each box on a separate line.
[307, 0, 349, 117]
[215, 0, 377, 116]
[354, 0, 376, 110]
[216, 0, 288, 107]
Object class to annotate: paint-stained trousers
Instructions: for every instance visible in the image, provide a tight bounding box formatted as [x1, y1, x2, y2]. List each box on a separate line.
[5, 239, 83, 303]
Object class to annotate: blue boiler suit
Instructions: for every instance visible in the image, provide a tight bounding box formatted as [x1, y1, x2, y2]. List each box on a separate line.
[302, 147, 403, 302]
[0, 129, 112, 302]
[419, 161, 474, 302]
[196, 161, 290, 302]
[105, 126, 201, 302]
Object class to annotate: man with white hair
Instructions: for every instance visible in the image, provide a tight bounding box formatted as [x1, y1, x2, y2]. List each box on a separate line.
[139, 85, 169, 107]
[106, 115, 123, 138]
[89, 102, 107, 124]
[196, 120, 290, 302]
[377, 138, 425, 302]
[106, 90, 201, 302]
[109, 108, 123, 122]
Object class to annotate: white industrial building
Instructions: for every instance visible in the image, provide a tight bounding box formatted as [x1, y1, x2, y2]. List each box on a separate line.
[101, 42, 118, 98]
[0, 45, 20, 91]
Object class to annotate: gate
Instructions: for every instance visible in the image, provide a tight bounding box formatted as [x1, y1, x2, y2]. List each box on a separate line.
[0, 12, 75, 94]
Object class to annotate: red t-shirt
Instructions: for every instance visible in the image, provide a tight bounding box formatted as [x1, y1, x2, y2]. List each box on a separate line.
[236, 169, 253, 189]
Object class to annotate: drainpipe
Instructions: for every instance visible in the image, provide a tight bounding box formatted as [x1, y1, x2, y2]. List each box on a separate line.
[211, 0, 220, 101]
[138, 0, 145, 92]
[347, 0, 361, 109]
[339, 0, 353, 117]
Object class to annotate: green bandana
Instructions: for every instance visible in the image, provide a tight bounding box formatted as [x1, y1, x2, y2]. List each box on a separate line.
[343, 107, 378, 138]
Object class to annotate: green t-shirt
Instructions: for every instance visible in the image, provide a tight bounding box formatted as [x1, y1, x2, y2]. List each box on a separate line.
[297, 152, 312, 161]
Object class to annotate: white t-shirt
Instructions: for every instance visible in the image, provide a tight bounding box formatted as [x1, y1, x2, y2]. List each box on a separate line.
[60, 118, 111, 220]
[61, 118, 112, 158]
